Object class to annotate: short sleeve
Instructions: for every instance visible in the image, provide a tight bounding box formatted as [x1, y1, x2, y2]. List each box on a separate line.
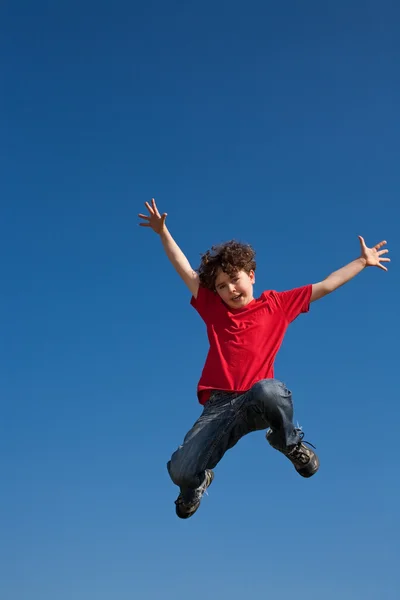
[275, 285, 312, 323]
[190, 285, 219, 323]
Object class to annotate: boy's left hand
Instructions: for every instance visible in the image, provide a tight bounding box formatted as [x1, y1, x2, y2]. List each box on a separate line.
[358, 236, 390, 271]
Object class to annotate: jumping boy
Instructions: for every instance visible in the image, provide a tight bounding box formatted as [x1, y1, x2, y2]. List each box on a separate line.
[138, 198, 390, 519]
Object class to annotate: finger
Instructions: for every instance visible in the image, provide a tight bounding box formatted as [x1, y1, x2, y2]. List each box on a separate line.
[138, 213, 151, 220]
[379, 257, 390, 262]
[378, 264, 388, 271]
[145, 201, 155, 215]
[152, 198, 162, 218]
[160, 213, 167, 226]
[374, 240, 387, 249]
[378, 249, 389, 256]
[139, 222, 151, 227]
[358, 235, 367, 249]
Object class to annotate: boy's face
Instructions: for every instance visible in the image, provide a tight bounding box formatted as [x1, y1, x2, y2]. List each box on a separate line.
[215, 268, 255, 309]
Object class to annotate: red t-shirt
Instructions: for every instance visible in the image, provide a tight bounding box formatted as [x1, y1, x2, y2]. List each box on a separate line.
[191, 284, 312, 404]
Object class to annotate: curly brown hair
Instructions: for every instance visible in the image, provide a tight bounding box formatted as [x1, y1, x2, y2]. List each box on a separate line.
[197, 240, 256, 291]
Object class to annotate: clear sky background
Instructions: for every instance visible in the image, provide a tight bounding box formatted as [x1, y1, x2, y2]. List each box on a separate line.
[1, 1, 399, 599]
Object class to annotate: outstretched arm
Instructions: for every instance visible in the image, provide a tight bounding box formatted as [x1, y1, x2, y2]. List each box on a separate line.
[138, 199, 200, 298]
[310, 236, 390, 303]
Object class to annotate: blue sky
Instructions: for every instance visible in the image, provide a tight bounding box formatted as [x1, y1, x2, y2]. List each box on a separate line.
[1, 1, 399, 598]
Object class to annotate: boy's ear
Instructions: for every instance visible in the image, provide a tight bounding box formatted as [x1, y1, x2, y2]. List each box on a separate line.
[250, 270, 255, 283]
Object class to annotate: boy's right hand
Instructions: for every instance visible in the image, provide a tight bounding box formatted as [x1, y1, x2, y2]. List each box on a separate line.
[138, 198, 167, 235]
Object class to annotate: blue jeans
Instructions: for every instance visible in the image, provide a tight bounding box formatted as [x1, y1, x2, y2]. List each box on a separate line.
[167, 379, 301, 502]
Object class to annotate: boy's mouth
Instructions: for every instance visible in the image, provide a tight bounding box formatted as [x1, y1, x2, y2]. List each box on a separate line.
[231, 294, 242, 302]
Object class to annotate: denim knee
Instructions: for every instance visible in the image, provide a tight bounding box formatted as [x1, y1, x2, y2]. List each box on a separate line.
[251, 379, 290, 407]
[167, 455, 199, 490]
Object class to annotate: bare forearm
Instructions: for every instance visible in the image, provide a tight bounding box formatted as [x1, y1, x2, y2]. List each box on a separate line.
[138, 199, 199, 295]
[311, 257, 367, 302]
[160, 227, 194, 274]
[159, 227, 199, 296]
[308, 236, 389, 303]
[323, 257, 367, 292]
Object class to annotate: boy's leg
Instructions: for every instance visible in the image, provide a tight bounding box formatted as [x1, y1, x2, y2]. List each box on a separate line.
[168, 380, 319, 519]
[168, 381, 297, 498]
[167, 391, 238, 518]
[244, 379, 319, 477]
[244, 379, 299, 448]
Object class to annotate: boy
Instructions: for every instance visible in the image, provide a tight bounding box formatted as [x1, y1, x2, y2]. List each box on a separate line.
[139, 198, 390, 519]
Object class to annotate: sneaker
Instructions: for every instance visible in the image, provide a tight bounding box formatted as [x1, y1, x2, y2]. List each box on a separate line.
[175, 470, 214, 519]
[266, 430, 319, 478]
